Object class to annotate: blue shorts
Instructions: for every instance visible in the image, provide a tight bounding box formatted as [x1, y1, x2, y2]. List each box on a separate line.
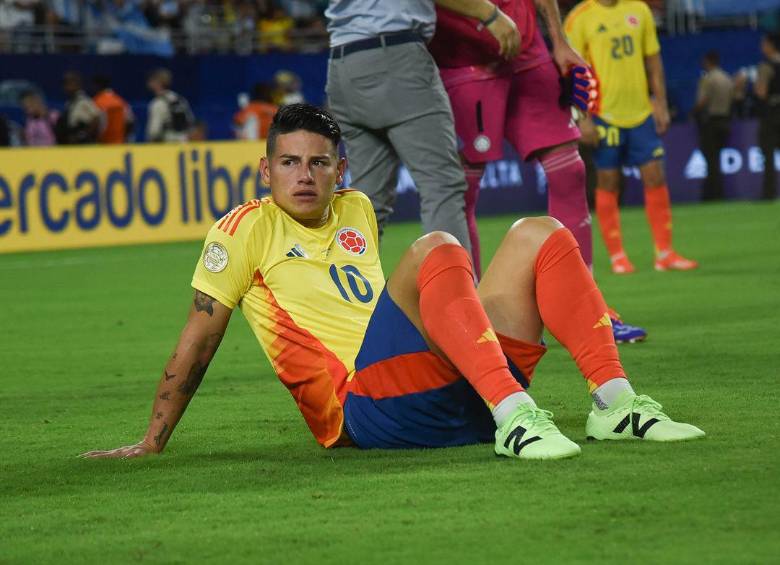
[592, 115, 665, 169]
[343, 288, 545, 449]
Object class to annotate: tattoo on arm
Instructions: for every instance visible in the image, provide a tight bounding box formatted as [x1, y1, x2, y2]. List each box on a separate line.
[164, 370, 176, 381]
[154, 422, 169, 447]
[159, 391, 171, 400]
[178, 360, 207, 396]
[194, 290, 216, 316]
[156, 412, 163, 420]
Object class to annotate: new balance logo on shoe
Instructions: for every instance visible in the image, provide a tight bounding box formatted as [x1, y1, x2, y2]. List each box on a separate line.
[613, 412, 660, 438]
[503, 425, 542, 456]
[285, 244, 308, 258]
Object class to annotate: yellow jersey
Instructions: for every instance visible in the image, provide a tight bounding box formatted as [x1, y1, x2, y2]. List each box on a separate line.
[191, 190, 384, 447]
[565, 0, 660, 127]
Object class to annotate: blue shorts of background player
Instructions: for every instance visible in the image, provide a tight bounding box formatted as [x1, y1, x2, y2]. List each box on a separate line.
[592, 115, 665, 169]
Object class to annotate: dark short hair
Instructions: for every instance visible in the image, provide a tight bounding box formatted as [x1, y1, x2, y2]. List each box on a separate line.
[765, 33, 780, 51]
[63, 70, 82, 86]
[20, 89, 39, 101]
[703, 50, 720, 66]
[93, 74, 111, 91]
[147, 68, 172, 88]
[267, 103, 341, 157]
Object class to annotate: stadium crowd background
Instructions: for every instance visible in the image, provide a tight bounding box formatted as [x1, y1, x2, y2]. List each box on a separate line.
[0, 2, 777, 138]
[0, 0, 779, 203]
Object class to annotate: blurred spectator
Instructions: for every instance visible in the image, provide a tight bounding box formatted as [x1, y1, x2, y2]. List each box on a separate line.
[0, 114, 11, 146]
[20, 90, 58, 146]
[258, 4, 293, 51]
[233, 82, 277, 140]
[273, 70, 304, 104]
[189, 118, 208, 141]
[146, 67, 194, 142]
[47, 0, 81, 26]
[44, 0, 82, 52]
[57, 70, 102, 144]
[0, 0, 42, 51]
[232, 0, 257, 54]
[755, 32, 780, 200]
[144, 0, 183, 30]
[693, 50, 734, 201]
[93, 74, 134, 143]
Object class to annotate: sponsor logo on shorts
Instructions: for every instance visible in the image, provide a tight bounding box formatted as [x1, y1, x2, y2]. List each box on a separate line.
[336, 228, 367, 255]
[203, 241, 229, 273]
[474, 135, 492, 153]
[626, 15, 639, 27]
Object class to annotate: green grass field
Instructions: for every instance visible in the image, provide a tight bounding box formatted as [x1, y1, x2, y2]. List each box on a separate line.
[2, 201, 779, 564]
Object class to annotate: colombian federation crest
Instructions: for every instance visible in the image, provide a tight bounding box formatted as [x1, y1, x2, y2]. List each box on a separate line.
[336, 228, 367, 255]
[203, 241, 229, 273]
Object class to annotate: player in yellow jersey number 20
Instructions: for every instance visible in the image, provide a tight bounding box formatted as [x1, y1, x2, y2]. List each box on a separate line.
[565, 0, 698, 274]
[83, 105, 703, 462]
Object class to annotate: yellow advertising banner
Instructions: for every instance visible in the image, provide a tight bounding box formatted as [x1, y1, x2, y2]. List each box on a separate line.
[0, 140, 268, 253]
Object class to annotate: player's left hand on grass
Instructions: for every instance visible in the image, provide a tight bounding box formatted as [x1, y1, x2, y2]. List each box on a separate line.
[80, 440, 158, 459]
[652, 100, 671, 135]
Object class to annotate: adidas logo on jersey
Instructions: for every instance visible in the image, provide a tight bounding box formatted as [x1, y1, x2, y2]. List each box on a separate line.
[286, 244, 308, 258]
[597, 24, 608, 33]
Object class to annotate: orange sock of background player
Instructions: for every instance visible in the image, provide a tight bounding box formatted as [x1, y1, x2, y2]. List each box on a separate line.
[534, 229, 626, 391]
[595, 189, 625, 258]
[644, 185, 673, 253]
[417, 244, 523, 406]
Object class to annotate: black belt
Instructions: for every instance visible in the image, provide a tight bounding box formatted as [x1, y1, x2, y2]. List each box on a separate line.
[330, 31, 423, 60]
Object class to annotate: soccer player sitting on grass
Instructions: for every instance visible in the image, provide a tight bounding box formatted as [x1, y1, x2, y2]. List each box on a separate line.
[83, 104, 703, 461]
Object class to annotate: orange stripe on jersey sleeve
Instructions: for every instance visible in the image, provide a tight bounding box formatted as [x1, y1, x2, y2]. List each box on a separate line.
[217, 209, 236, 231]
[565, 0, 595, 30]
[226, 200, 262, 235]
[255, 271, 349, 448]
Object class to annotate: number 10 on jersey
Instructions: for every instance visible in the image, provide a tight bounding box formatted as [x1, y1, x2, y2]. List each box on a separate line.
[329, 264, 374, 303]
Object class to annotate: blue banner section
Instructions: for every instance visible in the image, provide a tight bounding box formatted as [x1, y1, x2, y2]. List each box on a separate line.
[381, 119, 775, 222]
[701, 0, 780, 17]
[0, 29, 764, 140]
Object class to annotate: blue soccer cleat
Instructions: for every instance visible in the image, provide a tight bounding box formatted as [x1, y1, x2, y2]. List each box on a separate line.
[608, 309, 647, 344]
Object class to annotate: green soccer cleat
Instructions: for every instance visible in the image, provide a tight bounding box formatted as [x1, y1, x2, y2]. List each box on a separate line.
[585, 393, 705, 442]
[495, 404, 582, 460]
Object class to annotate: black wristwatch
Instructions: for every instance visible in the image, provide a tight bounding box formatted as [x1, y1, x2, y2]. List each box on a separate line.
[477, 5, 500, 30]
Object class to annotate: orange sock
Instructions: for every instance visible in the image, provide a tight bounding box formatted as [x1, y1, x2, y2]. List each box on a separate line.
[535, 229, 625, 391]
[417, 244, 524, 406]
[644, 185, 672, 254]
[595, 189, 624, 258]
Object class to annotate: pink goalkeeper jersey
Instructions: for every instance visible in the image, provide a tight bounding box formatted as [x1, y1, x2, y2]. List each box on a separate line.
[429, 0, 537, 69]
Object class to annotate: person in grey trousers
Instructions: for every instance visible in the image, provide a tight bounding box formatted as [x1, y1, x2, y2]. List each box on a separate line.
[325, 0, 520, 250]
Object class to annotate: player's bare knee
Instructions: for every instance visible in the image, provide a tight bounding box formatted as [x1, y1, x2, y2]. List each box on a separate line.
[410, 231, 460, 263]
[508, 217, 563, 251]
